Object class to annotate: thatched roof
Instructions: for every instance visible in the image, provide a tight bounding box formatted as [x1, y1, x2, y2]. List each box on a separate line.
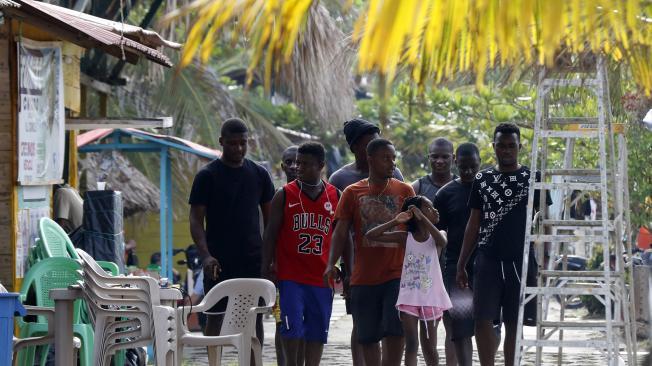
[78, 151, 160, 217]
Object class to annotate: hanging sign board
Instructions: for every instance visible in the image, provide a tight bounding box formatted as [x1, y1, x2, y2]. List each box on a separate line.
[17, 38, 65, 185]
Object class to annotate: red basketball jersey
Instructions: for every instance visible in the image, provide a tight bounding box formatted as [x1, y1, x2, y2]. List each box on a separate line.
[276, 180, 339, 287]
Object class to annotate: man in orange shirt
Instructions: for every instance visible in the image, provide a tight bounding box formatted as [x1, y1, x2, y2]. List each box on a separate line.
[325, 138, 415, 366]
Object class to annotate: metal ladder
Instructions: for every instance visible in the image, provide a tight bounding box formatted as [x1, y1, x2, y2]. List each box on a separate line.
[514, 56, 636, 366]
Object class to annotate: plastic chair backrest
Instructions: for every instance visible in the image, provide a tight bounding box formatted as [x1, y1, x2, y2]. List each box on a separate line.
[38, 218, 73, 258]
[97, 261, 119, 276]
[77, 249, 161, 304]
[206, 279, 275, 336]
[20, 257, 82, 322]
[66, 240, 80, 260]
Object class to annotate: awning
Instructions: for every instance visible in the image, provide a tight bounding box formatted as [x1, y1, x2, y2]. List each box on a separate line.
[0, 0, 180, 67]
[77, 128, 221, 159]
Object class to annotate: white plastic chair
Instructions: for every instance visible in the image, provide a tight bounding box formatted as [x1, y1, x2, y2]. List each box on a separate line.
[76, 249, 177, 366]
[176, 278, 275, 366]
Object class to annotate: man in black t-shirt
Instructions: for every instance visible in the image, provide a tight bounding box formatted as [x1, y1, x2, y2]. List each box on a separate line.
[456, 123, 552, 366]
[434, 142, 481, 366]
[189, 118, 275, 340]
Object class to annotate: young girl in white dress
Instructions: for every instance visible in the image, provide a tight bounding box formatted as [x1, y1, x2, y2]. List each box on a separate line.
[366, 195, 452, 366]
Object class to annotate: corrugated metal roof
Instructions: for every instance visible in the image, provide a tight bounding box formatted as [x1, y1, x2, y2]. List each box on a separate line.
[0, 0, 19, 7]
[1, 0, 179, 67]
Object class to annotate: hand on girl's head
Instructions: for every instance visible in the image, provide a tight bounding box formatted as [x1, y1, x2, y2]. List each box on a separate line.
[409, 205, 424, 220]
[396, 211, 413, 223]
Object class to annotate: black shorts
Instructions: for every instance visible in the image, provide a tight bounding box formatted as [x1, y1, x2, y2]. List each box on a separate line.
[203, 258, 261, 313]
[442, 263, 475, 341]
[472, 251, 537, 325]
[350, 279, 403, 344]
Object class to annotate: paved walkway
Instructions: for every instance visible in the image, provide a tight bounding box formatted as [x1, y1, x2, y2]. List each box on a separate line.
[181, 297, 643, 365]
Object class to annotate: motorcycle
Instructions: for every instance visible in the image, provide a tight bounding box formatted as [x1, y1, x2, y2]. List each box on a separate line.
[173, 244, 202, 297]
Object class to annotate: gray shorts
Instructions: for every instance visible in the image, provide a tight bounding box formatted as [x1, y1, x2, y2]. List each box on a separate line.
[350, 279, 403, 344]
[443, 264, 475, 341]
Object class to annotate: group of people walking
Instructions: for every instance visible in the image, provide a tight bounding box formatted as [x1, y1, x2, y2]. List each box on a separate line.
[189, 117, 551, 366]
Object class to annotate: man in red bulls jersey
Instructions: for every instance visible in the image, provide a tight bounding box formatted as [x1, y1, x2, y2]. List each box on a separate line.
[262, 141, 340, 366]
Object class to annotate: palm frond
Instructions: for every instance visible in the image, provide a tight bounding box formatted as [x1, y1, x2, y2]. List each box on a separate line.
[166, 0, 652, 95]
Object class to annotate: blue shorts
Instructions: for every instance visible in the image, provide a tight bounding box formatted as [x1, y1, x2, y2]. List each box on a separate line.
[278, 280, 333, 343]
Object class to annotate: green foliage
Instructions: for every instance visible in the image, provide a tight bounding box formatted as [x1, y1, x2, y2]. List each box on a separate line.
[626, 118, 652, 231]
[229, 86, 319, 134]
[355, 75, 651, 235]
[356, 80, 537, 181]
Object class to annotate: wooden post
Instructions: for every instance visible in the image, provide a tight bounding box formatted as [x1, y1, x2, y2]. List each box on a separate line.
[0, 20, 15, 289]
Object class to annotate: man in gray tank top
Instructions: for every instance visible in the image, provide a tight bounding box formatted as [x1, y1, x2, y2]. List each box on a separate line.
[412, 137, 456, 201]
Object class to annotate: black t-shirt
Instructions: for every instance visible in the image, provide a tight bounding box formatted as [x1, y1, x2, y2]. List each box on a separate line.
[434, 179, 473, 268]
[188, 159, 275, 268]
[469, 166, 552, 260]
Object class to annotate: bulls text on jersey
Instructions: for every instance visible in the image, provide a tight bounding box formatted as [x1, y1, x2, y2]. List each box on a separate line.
[291, 213, 333, 235]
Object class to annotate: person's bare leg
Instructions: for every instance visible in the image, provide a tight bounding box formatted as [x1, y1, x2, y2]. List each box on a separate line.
[418, 320, 438, 366]
[304, 341, 325, 366]
[283, 338, 303, 366]
[298, 340, 306, 366]
[352, 324, 366, 366]
[254, 314, 264, 366]
[275, 323, 286, 366]
[380, 338, 391, 366]
[443, 330, 456, 366]
[381, 336, 405, 366]
[503, 321, 517, 366]
[442, 316, 471, 366]
[475, 320, 497, 366]
[402, 315, 419, 366]
[493, 322, 502, 354]
[362, 342, 381, 366]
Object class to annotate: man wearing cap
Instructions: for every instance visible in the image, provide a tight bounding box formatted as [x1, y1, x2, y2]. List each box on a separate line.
[329, 118, 403, 366]
[330, 119, 404, 190]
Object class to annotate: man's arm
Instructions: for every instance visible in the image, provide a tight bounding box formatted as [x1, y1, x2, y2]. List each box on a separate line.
[456, 208, 481, 288]
[190, 204, 220, 279]
[323, 218, 352, 287]
[261, 190, 285, 281]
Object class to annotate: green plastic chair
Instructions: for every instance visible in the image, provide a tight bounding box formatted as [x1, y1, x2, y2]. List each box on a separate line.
[38, 217, 73, 258]
[33, 218, 124, 366]
[17, 257, 94, 366]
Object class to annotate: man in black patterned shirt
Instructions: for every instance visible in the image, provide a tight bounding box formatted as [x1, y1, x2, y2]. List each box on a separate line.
[456, 123, 551, 366]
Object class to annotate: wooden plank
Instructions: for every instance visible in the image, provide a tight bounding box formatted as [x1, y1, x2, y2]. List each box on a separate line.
[0, 163, 10, 193]
[0, 199, 9, 225]
[0, 150, 12, 161]
[0, 132, 11, 150]
[0, 254, 12, 267]
[0, 224, 10, 242]
[0, 121, 9, 132]
[65, 117, 174, 130]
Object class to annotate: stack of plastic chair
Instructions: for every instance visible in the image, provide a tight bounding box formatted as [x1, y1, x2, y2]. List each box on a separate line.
[76, 249, 177, 366]
[176, 278, 275, 366]
[16, 257, 94, 366]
